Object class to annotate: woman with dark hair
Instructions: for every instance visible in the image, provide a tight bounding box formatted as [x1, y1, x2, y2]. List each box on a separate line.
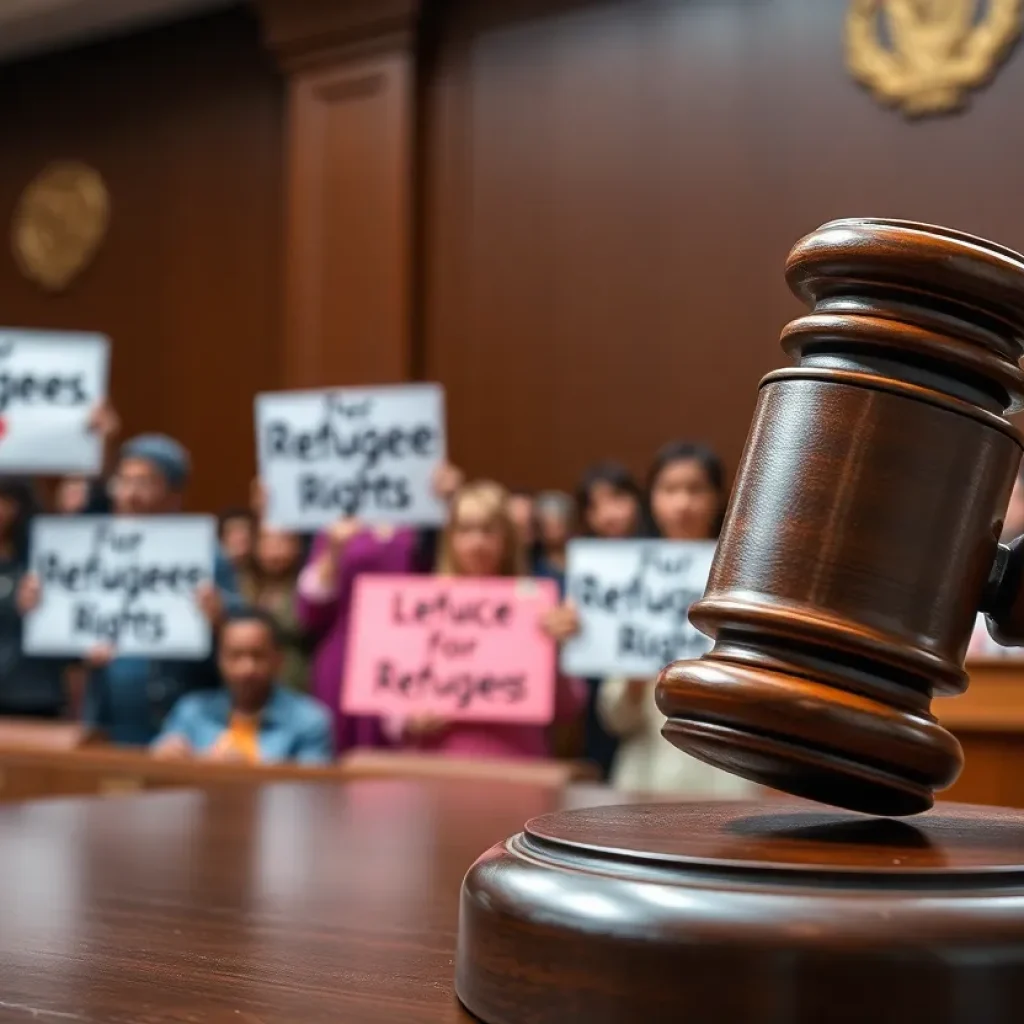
[575, 461, 642, 540]
[595, 441, 754, 795]
[563, 462, 644, 779]
[641, 440, 727, 540]
[1, 479, 67, 718]
[218, 507, 257, 582]
[242, 524, 311, 693]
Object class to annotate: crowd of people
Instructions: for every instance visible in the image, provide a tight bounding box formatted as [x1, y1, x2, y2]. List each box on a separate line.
[1, 402, 1021, 797]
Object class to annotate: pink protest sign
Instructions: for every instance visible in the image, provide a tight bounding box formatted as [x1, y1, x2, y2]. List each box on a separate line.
[342, 575, 559, 725]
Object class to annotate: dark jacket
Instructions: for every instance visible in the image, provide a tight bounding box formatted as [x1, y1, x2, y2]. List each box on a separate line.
[0, 557, 66, 717]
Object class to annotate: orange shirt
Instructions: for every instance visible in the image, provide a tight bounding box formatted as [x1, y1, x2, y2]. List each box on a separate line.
[212, 712, 261, 764]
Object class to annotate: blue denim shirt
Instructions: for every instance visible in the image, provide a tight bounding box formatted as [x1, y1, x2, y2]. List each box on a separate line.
[154, 685, 335, 765]
[84, 550, 240, 745]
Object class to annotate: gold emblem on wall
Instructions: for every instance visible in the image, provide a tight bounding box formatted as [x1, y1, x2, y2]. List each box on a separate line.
[846, 0, 1023, 116]
[11, 161, 110, 292]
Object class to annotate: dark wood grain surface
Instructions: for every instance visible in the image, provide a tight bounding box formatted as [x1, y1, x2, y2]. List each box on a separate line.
[0, 779, 630, 1024]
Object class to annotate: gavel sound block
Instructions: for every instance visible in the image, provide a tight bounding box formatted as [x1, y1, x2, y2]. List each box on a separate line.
[455, 220, 1024, 1024]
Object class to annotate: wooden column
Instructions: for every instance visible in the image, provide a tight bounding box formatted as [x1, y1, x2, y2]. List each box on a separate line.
[259, 0, 421, 387]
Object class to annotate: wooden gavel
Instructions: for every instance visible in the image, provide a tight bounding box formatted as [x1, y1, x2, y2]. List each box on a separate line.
[458, 220, 1024, 1024]
[659, 218, 1024, 816]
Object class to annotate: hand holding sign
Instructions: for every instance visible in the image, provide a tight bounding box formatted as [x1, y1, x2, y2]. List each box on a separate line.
[541, 601, 581, 644]
[15, 573, 39, 616]
[87, 399, 120, 441]
[432, 461, 465, 503]
[85, 644, 115, 669]
[326, 517, 364, 552]
[195, 581, 224, 626]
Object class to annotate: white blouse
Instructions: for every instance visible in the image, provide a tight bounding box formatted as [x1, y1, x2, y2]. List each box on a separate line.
[597, 677, 757, 798]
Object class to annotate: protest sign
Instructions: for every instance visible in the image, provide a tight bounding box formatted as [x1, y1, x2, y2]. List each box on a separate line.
[23, 515, 216, 658]
[0, 328, 110, 473]
[343, 576, 559, 724]
[255, 384, 447, 532]
[561, 539, 716, 678]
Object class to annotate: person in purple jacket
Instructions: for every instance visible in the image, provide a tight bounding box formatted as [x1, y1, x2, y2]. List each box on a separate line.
[294, 464, 462, 751]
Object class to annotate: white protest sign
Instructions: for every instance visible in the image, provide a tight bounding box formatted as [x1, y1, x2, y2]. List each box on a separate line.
[0, 328, 110, 473]
[23, 516, 216, 659]
[255, 384, 447, 532]
[561, 539, 716, 678]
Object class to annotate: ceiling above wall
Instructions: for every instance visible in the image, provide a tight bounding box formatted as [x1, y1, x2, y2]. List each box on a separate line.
[0, 0, 239, 63]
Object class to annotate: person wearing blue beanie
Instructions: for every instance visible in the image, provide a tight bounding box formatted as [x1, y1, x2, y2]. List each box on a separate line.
[111, 434, 192, 513]
[85, 433, 238, 744]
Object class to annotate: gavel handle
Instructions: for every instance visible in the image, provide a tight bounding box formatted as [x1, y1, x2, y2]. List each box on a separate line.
[982, 536, 1024, 647]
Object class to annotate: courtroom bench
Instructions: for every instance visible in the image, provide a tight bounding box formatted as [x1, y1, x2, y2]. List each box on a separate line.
[0, 721, 598, 802]
[936, 659, 1024, 808]
[2, 657, 1023, 809]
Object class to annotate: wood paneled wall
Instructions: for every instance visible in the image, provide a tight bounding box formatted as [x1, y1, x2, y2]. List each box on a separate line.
[7, 0, 1024, 505]
[0, 7, 284, 513]
[260, 0, 420, 389]
[422, 0, 1024, 491]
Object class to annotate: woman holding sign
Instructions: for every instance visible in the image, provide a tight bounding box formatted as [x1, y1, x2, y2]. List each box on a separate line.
[381, 480, 585, 759]
[572, 462, 644, 778]
[599, 442, 756, 796]
[295, 463, 463, 751]
[550, 443, 758, 796]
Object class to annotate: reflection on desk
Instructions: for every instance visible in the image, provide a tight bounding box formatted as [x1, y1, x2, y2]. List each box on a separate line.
[0, 779, 630, 1024]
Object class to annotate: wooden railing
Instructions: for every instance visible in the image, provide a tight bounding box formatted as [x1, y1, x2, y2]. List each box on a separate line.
[935, 659, 1024, 808]
[0, 726, 598, 804]
[0, 663, 1020, 808]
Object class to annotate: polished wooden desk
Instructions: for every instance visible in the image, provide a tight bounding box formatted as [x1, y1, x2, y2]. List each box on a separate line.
[0, 779, 634, 1023]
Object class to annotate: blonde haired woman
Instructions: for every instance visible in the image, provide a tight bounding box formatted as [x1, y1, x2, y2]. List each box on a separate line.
[435, 480, 525, 578]
[389, 480, 585, 758]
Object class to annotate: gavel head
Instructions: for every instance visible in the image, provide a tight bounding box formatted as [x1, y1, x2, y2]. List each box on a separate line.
[658, 218, 1024, 816]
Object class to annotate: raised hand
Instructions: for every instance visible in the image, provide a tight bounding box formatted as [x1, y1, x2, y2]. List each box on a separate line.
[540, 601, 581, 644]
[15, 572, 40, 616]
[432, 462, 465, 503]
[87, 400, 121, 440]
[195, 582, 224, 626]
[326, 517, 363, 552]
